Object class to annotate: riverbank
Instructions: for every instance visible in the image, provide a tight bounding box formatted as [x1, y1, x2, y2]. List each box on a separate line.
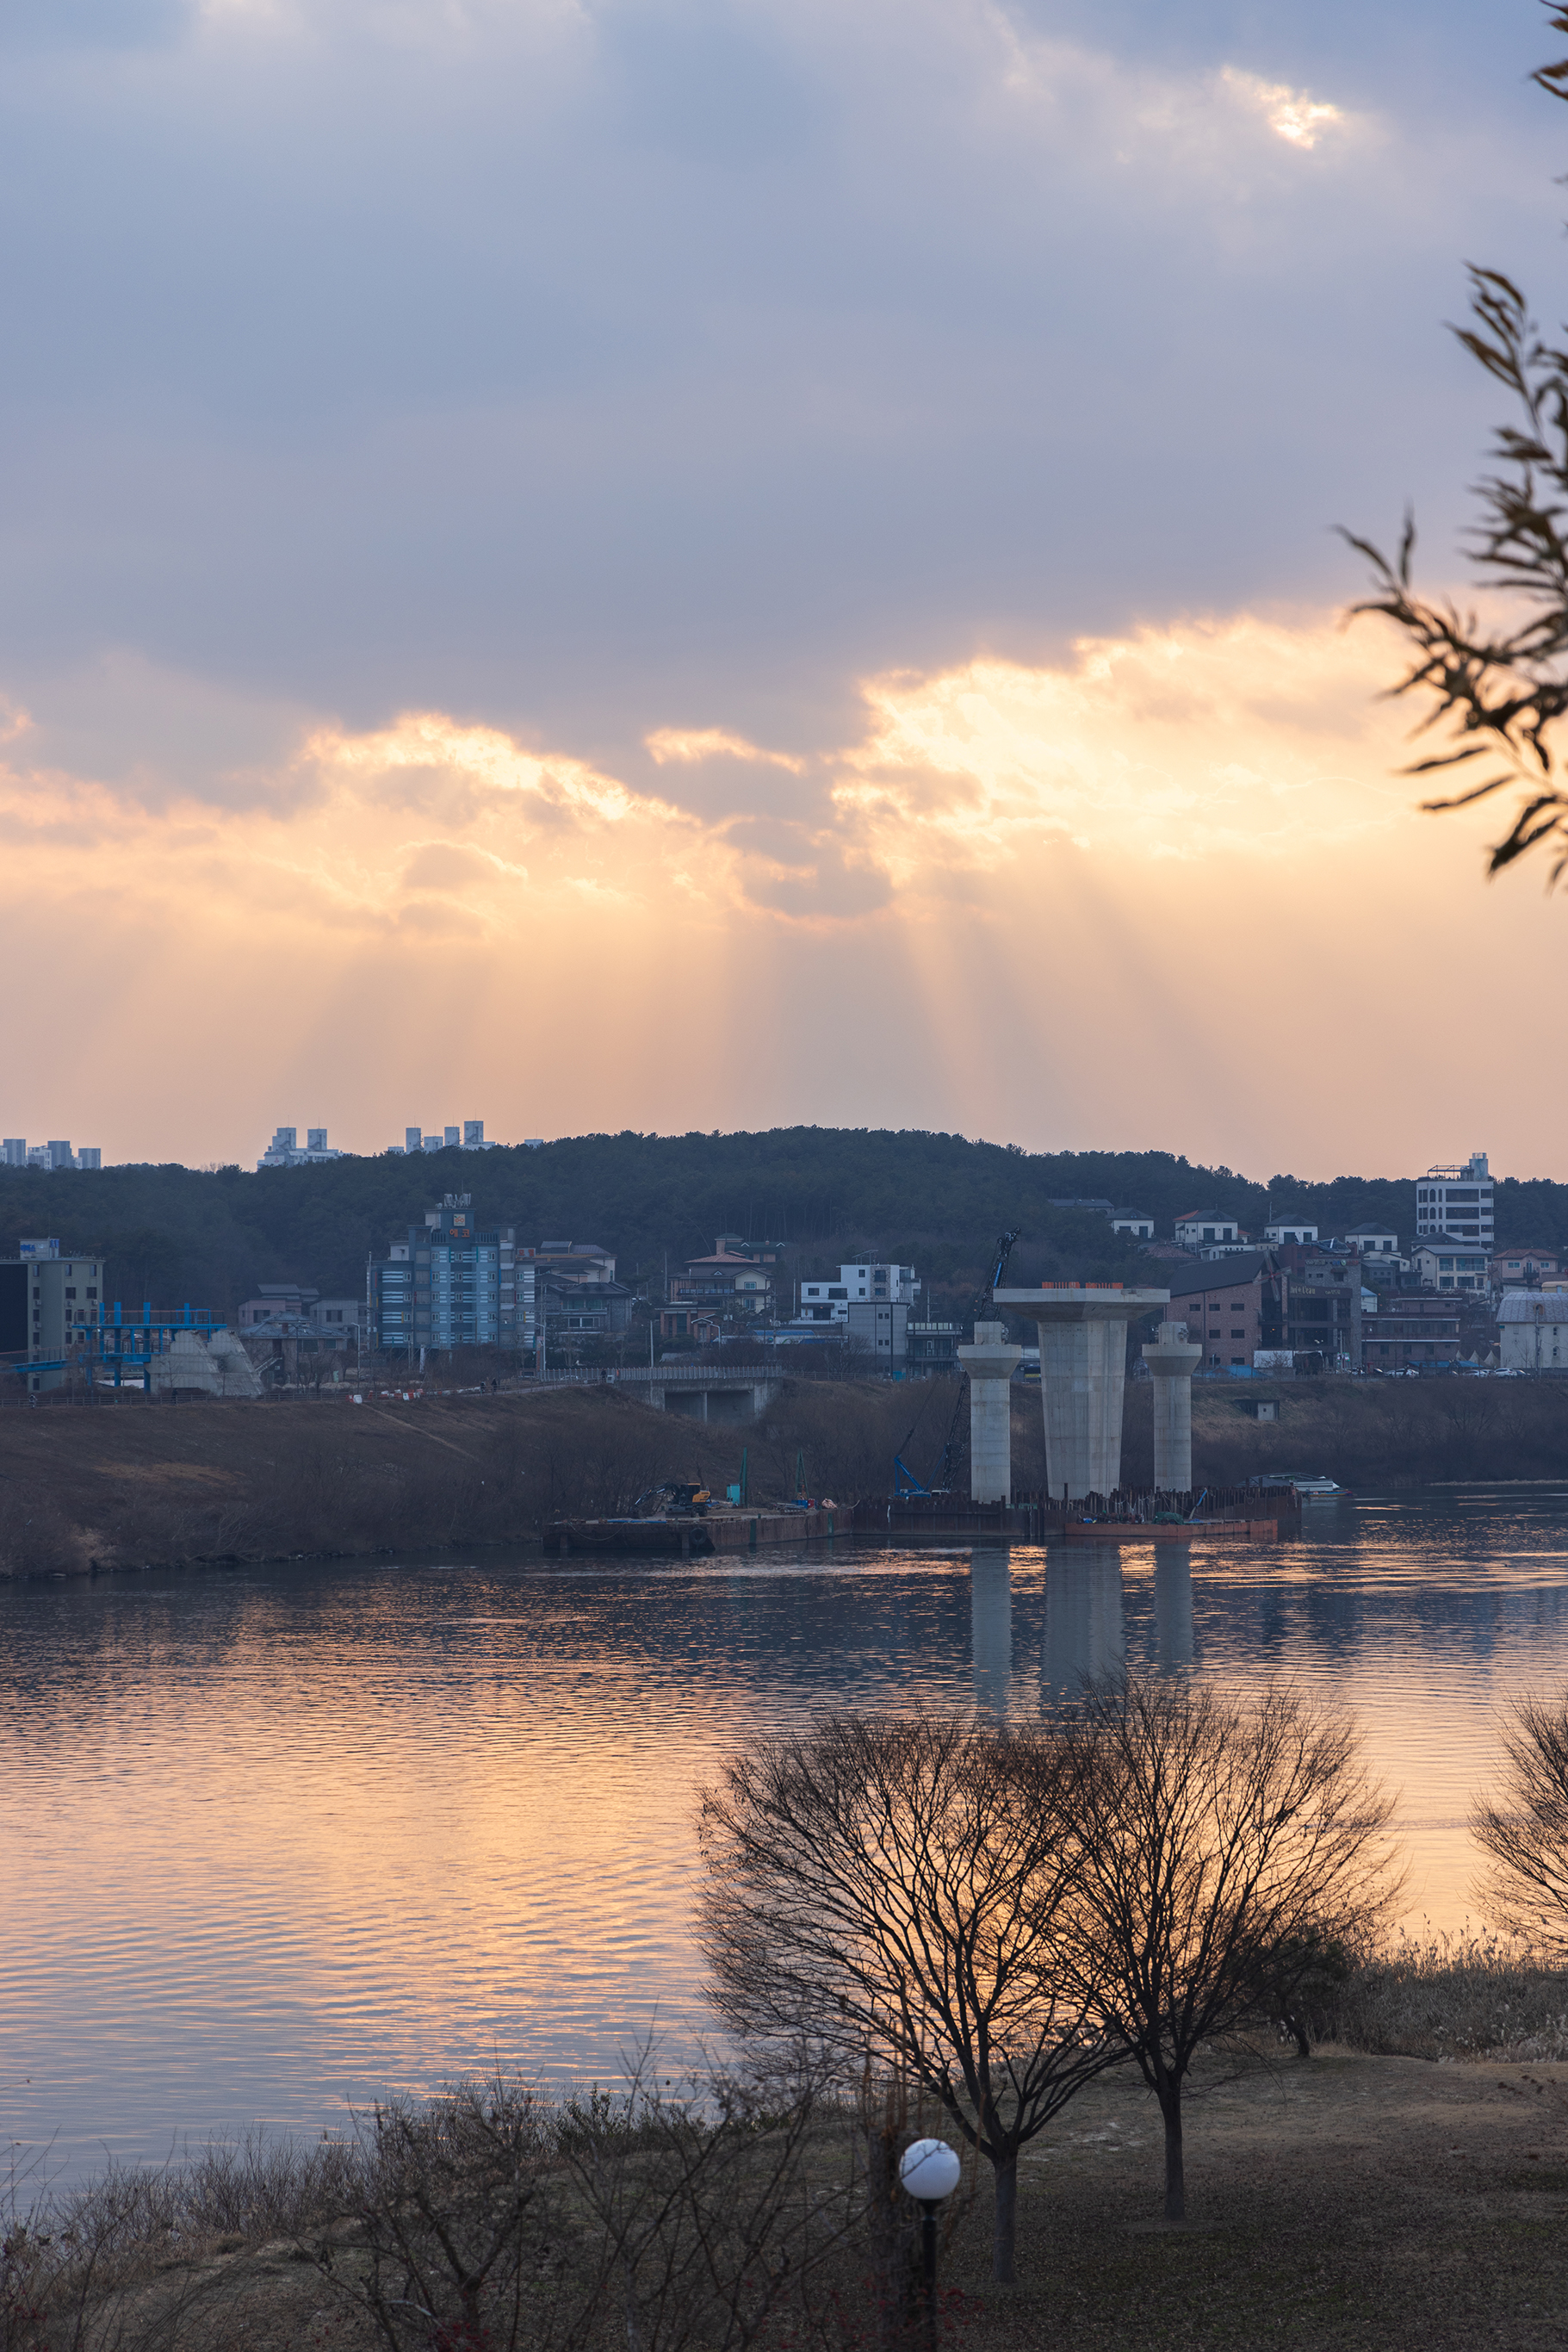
[0, 1381, 920, 1576]
[12, 2045, 1566, 2352]
[1, 1371, 1564, 1577]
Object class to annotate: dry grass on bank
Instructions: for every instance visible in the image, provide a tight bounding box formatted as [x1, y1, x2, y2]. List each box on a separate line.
[0, 1379, 924, 1576]
[5, 1364, 1568, 1578]
[12, 2044, 1568, 2352]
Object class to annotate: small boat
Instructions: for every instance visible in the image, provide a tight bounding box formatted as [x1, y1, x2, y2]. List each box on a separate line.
[1261, 1474, 1343, 1500]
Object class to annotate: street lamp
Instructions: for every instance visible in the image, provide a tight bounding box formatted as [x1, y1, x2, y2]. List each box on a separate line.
[898, 2137, 962, 2349]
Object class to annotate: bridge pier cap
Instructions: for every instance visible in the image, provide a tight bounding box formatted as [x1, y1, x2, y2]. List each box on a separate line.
[992, 1284, 1169, 1504]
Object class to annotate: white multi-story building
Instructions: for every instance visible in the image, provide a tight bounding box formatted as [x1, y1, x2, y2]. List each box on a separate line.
[798, 1262, 920, 1325]
[1416, 1153, 1495, 1249]
[258, 1126, 345, 1170]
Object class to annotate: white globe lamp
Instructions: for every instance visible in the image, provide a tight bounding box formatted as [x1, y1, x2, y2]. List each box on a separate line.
[898, 2138, 962, 2203]
[898, 2137, 962, 2347]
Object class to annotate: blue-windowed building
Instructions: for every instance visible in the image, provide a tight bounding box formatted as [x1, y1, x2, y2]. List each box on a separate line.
[369, 1195, 520, 1356]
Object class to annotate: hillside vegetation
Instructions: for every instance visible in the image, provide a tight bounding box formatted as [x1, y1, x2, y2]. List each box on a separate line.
[2, 1127, 1565, 1321]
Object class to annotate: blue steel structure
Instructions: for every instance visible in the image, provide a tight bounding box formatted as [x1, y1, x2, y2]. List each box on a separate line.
[8, 1300, 229, 1391]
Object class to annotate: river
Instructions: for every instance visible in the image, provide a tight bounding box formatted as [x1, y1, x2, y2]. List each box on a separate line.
[3, 1484, 1566, 2176]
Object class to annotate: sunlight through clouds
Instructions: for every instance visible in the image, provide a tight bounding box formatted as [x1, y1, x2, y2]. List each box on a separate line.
[1220, 66, 1348, 152]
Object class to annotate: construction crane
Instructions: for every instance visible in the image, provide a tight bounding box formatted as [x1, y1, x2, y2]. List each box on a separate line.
[893, 1229, 1020, 1496]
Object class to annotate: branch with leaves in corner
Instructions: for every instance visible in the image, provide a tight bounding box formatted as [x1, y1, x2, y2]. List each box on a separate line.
[1345, 6, 1568, 883]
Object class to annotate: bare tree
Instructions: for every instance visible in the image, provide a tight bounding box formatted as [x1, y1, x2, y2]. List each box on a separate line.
[1346, 7, 1568, 884]
[558, 2050, 865, 2352]
[697, 1712, 1123, 2285]
[1057, 1676, 1398, 2225]
[1472, 1687, 1568, 1949]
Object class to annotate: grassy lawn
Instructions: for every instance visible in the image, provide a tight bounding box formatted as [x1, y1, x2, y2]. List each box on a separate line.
[935, 2050, 1568, 2351]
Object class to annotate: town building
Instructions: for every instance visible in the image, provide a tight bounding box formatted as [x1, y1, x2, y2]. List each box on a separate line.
[672, 1238, 779, 1320]
[1416, 1153, 1495, 1248]
[523, 1244, 635, 1345]
[3, 1139, 102, 1171]
[369, 1195, 520, 1354]
[0, 1239, 108, 1393]
[1360, 1298, 1462, 1372]
[1341, 1221, 1401, 1261]
[847, 1299, 908, 1367]
[1174, 1208, 1244, 1253]
[257, 1126, 346, 1170]
[1111, 1208, 1155, 1239]
[1264, 1214, 1317, 1246]
[797, 1261, 920, 1325]
[658, 1306, 723, 1344]
[1412, 1240, 1490, 1293]
[1491, 1246, 1562, 1288]
[1162, 1255, 1286, 1369]
[239, 1283, 365, 1347]
[1499, 1291, 1568, 1373]
[906, 1319, 961, 1368]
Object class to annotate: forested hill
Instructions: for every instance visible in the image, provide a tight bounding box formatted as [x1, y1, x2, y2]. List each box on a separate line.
[0, 1130, 1563, 1319]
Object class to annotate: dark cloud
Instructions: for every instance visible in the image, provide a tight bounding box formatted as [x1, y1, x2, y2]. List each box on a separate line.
[0, 0, 1558, 793]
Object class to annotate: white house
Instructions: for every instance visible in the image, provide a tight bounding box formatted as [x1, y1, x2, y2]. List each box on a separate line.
[1499, 1291, 1568, 1373]
[1342, 1221, 1400, 1259]
[1111, 1207, 1155, 1239]
[1174, 1208, 1240, 1248]
[1412, 1240, 1489, 1293]
[1264, 1215, 1318, 1247]
[798, 1262, 920, 1325]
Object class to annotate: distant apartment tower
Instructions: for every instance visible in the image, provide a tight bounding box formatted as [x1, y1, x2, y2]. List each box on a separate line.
[258, 1126, 345, 1170]
[400, 1120, 499, 1154]
[2, 1139, 101, 1172]
[1416, 1153, 1494, 1247]
[369, 1195, 519, 1353]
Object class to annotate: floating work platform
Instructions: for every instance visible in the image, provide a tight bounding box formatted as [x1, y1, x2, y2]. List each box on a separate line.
[852, 1485, 1299, 1544]
[545, 1506, 840, 1557]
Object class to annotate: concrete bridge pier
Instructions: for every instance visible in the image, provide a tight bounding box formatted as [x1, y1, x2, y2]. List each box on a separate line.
[994, 1287, 1169, 1502]
[1142, 1319, 1203, 1491]
[956, 1320, 1022, 1501]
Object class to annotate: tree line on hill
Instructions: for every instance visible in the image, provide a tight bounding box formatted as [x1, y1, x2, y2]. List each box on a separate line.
[0, 1127, 1563, 1320]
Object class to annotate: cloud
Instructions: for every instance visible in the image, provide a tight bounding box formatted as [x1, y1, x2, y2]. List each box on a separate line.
[0, 0, 1562, 1174]
[4, 599, 1566, 1181]
[1220, 67, 1348, 152]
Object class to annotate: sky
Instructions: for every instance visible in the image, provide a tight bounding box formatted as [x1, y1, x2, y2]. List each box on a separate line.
[1, 0, 1564, 1179]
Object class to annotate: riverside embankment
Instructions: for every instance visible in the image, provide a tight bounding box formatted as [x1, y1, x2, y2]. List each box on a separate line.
[0, 1372, 1565, 1576]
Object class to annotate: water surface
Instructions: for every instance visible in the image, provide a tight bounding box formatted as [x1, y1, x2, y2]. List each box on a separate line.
[3, 1486, 1566, 2175]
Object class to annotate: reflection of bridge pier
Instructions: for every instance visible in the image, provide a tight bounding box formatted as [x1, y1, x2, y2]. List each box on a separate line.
[1154, 1553, 1194, 1671]
[970, 1539, 1012, 1718]
[1044, 1542, 1125, 1700]
[994, 1286, 1169, 1500]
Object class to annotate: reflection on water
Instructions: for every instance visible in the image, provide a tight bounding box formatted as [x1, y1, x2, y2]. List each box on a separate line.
[1154, 1554, 1194, 1672]
[970, 1541, 1011, 1718]
[3, 1486, 1568, 2175]
[1043, 1542, 1126, 1700]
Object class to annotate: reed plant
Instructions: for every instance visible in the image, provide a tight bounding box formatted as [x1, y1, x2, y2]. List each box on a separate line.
[1313, 1927, 1568, 2063]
